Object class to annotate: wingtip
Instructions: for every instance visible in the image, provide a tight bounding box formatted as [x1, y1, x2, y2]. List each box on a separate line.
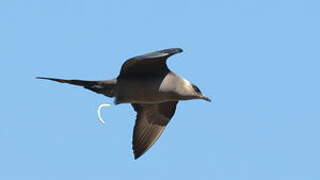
[162, 48, 183, 55]
[133, 152, 143, 160]
[175, 48, 183, 53]
[133, 146, 148, 160]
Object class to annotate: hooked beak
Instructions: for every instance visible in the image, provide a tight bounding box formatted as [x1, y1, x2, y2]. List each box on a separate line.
[200, 96, 212, 102]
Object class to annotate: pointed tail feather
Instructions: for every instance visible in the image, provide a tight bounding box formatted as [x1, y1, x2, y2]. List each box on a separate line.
[36, 77, 116, 97]
[36, 77, 97, 86]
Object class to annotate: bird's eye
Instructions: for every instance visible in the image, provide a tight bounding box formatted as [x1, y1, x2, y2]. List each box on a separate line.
[192, 84, 201, 94]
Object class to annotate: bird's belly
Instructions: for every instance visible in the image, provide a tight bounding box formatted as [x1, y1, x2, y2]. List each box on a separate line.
[114, 78, 177, 104]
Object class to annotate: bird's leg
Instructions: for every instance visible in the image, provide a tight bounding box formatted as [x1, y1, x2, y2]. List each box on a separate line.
[97, 103, 111, 124]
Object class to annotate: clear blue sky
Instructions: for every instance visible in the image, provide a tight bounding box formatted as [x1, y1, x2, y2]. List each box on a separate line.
[1, 0, 320, 179]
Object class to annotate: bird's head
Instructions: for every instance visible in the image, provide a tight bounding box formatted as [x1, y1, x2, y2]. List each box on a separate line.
[190, 84, 211, 102]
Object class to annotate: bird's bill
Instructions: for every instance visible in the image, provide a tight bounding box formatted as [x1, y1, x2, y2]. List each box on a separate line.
[200, 96, 212, 102]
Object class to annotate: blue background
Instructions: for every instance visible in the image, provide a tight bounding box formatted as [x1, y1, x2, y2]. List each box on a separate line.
[1, 0, 320, 179]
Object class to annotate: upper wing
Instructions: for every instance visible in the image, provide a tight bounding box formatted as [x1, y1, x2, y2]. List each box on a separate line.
[131, 101, 178, 159]
[118, 48, 183, 78]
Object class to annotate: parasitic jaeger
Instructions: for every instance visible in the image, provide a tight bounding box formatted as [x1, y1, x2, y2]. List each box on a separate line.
[37, 48, 211, 159]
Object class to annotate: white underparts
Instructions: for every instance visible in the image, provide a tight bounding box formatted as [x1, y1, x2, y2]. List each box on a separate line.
[97, 103, 111, 124]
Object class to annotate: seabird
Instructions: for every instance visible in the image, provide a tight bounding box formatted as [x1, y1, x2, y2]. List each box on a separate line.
[37, 48, 211, 159]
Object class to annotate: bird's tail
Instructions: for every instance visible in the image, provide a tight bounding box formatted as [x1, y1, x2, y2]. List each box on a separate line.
[36, 77, 116, 97]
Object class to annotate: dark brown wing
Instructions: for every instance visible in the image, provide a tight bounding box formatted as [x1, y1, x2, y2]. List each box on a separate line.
[131, 101, 178, 159]
[118, 48, 183, 78]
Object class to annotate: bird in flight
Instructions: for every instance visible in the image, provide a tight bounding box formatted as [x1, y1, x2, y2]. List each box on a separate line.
[37, 48, 211, 159]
